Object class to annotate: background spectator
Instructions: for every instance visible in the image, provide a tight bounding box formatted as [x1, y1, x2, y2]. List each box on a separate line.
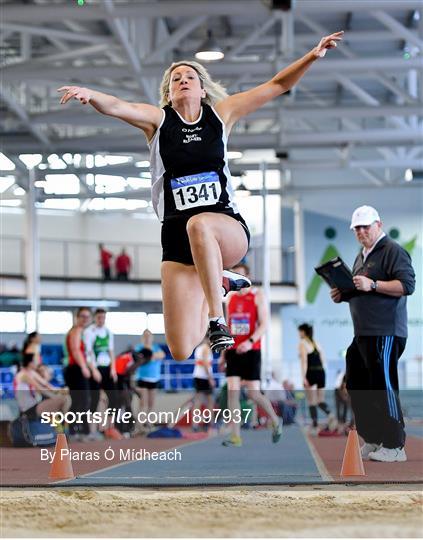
[298, 323, 335, 434]
[114, 349, 138, 437]
[334, 370, 354, 434]
[99, 243, 113, 280]
[281, 379, 298, 425]
[84, 308, 122, 440]
[14, 353, 67, 421]
[63, 307, 96, 441]
[133, 330, 165, 433]
[115, 248, 131, 281]
[265, 375, 297, 426]
[22, 332, 41, 365]
[36, 363, 53, 383]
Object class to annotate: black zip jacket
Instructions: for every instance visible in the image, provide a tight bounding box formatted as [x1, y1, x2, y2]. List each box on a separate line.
[346, 236, 415, 337]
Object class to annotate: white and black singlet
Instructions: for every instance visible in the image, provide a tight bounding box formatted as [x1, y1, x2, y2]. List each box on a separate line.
[149, 104, 250, 264]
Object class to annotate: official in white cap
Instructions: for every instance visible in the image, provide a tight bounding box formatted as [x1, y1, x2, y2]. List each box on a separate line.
[350, 205, 380, 230]
[330, 206, 415, 463]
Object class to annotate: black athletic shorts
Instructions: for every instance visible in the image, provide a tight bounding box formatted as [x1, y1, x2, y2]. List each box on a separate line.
[137, 379, 159, 390]
[161, 211, 250, 265]
[306, 369, 326, 389]
[194, 377, 213, 394]
[225, 349, 261, 381]
[117, 374, 130, 391]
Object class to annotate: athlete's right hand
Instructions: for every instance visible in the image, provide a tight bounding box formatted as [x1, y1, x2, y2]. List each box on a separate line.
[58, 86, 92, 105]
[81, 365, 91, 379]
[330, 287, 342, 303]
[303, 378, 310, 389]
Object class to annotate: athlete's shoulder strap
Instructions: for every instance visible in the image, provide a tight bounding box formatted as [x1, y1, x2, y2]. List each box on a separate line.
[204, 103, 223, 131]
[163, 105, 178, 120]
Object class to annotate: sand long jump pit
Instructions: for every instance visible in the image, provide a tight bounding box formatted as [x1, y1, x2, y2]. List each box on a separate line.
[0, 487, 422, 538]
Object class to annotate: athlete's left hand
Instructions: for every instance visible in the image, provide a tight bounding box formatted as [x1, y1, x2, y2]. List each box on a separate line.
[236, 340, 252, 354]
[313, 31, 344, 58]
[353, 275, 373, 292]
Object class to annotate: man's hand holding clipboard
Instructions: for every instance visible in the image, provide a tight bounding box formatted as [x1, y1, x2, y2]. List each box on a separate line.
[314, 257, 355, 302]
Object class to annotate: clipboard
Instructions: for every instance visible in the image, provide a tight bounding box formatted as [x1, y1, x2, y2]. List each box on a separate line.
[314, 257, 355, 291]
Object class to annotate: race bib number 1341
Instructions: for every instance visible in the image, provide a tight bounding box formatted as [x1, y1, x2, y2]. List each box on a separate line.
[171, 171, 221, 211]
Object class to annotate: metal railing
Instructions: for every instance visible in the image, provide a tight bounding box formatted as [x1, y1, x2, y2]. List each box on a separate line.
[1, 235, 295, 283]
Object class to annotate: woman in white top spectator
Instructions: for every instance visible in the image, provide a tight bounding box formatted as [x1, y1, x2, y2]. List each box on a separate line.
[14, 353, 67, 420]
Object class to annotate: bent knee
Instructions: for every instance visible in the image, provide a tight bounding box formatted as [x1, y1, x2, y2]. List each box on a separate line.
[186, 214, 209, 238]
[51, 396, 67, 409]
[227, 377, 241, 391]
[59, 396, 67, 408]
[168, 343, 194, 362]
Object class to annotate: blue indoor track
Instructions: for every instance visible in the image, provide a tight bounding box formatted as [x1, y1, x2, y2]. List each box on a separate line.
[67, 425, 324, 487]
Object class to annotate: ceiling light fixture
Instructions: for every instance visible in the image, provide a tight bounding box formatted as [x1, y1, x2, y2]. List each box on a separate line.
[404, 168, 413, 182]
[227, 151, 243, 160]
[195, 30, 224, 61]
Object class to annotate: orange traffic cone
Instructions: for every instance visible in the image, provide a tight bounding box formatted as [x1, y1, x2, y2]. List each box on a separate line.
[340, 428, 365, 477]
[49, 433, 75, 480]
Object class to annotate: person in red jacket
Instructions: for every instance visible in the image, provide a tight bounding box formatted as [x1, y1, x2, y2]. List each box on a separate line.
[99, 243, 113, 280]
[115, 248, 132, 281]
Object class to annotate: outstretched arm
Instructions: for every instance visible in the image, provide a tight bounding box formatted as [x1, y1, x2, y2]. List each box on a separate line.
[216, 31, 343, 130]
[57, 86, 163, 140]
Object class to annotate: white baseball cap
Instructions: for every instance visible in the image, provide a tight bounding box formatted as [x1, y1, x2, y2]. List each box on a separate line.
[350, 205, 381, 229]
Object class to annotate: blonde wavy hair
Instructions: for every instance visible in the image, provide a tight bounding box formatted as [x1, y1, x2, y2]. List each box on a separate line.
[159, 60, 228, 108]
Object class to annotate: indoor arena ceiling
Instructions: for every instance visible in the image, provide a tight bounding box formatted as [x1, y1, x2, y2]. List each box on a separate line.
[0, 0, 422, 203]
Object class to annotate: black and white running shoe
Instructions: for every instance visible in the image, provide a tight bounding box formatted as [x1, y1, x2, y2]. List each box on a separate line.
[208, 320, 235, 353]
[222, 270, 252, 297]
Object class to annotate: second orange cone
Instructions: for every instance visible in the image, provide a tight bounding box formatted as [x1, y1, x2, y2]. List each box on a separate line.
[340, 428, 365, 477]
[49, 433, 75, 480]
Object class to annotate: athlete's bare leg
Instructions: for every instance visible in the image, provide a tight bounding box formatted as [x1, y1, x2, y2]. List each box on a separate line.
[305, 387, 317, 405]
[162, 213, 248, 360]
[133, 386, 147, 431]
[316, 387, 326, 404]
[305, 386, 319, 430]
[161, 262, 209, 360]
[225, 378, 280, 441]
[187, 213, 248, 318]
[207, 393, 214, 418]
[36, 395, 67, 416]
[226, 375, 242, 438]
[245, 380, 279, 427]
[147, 388, 156, 413]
